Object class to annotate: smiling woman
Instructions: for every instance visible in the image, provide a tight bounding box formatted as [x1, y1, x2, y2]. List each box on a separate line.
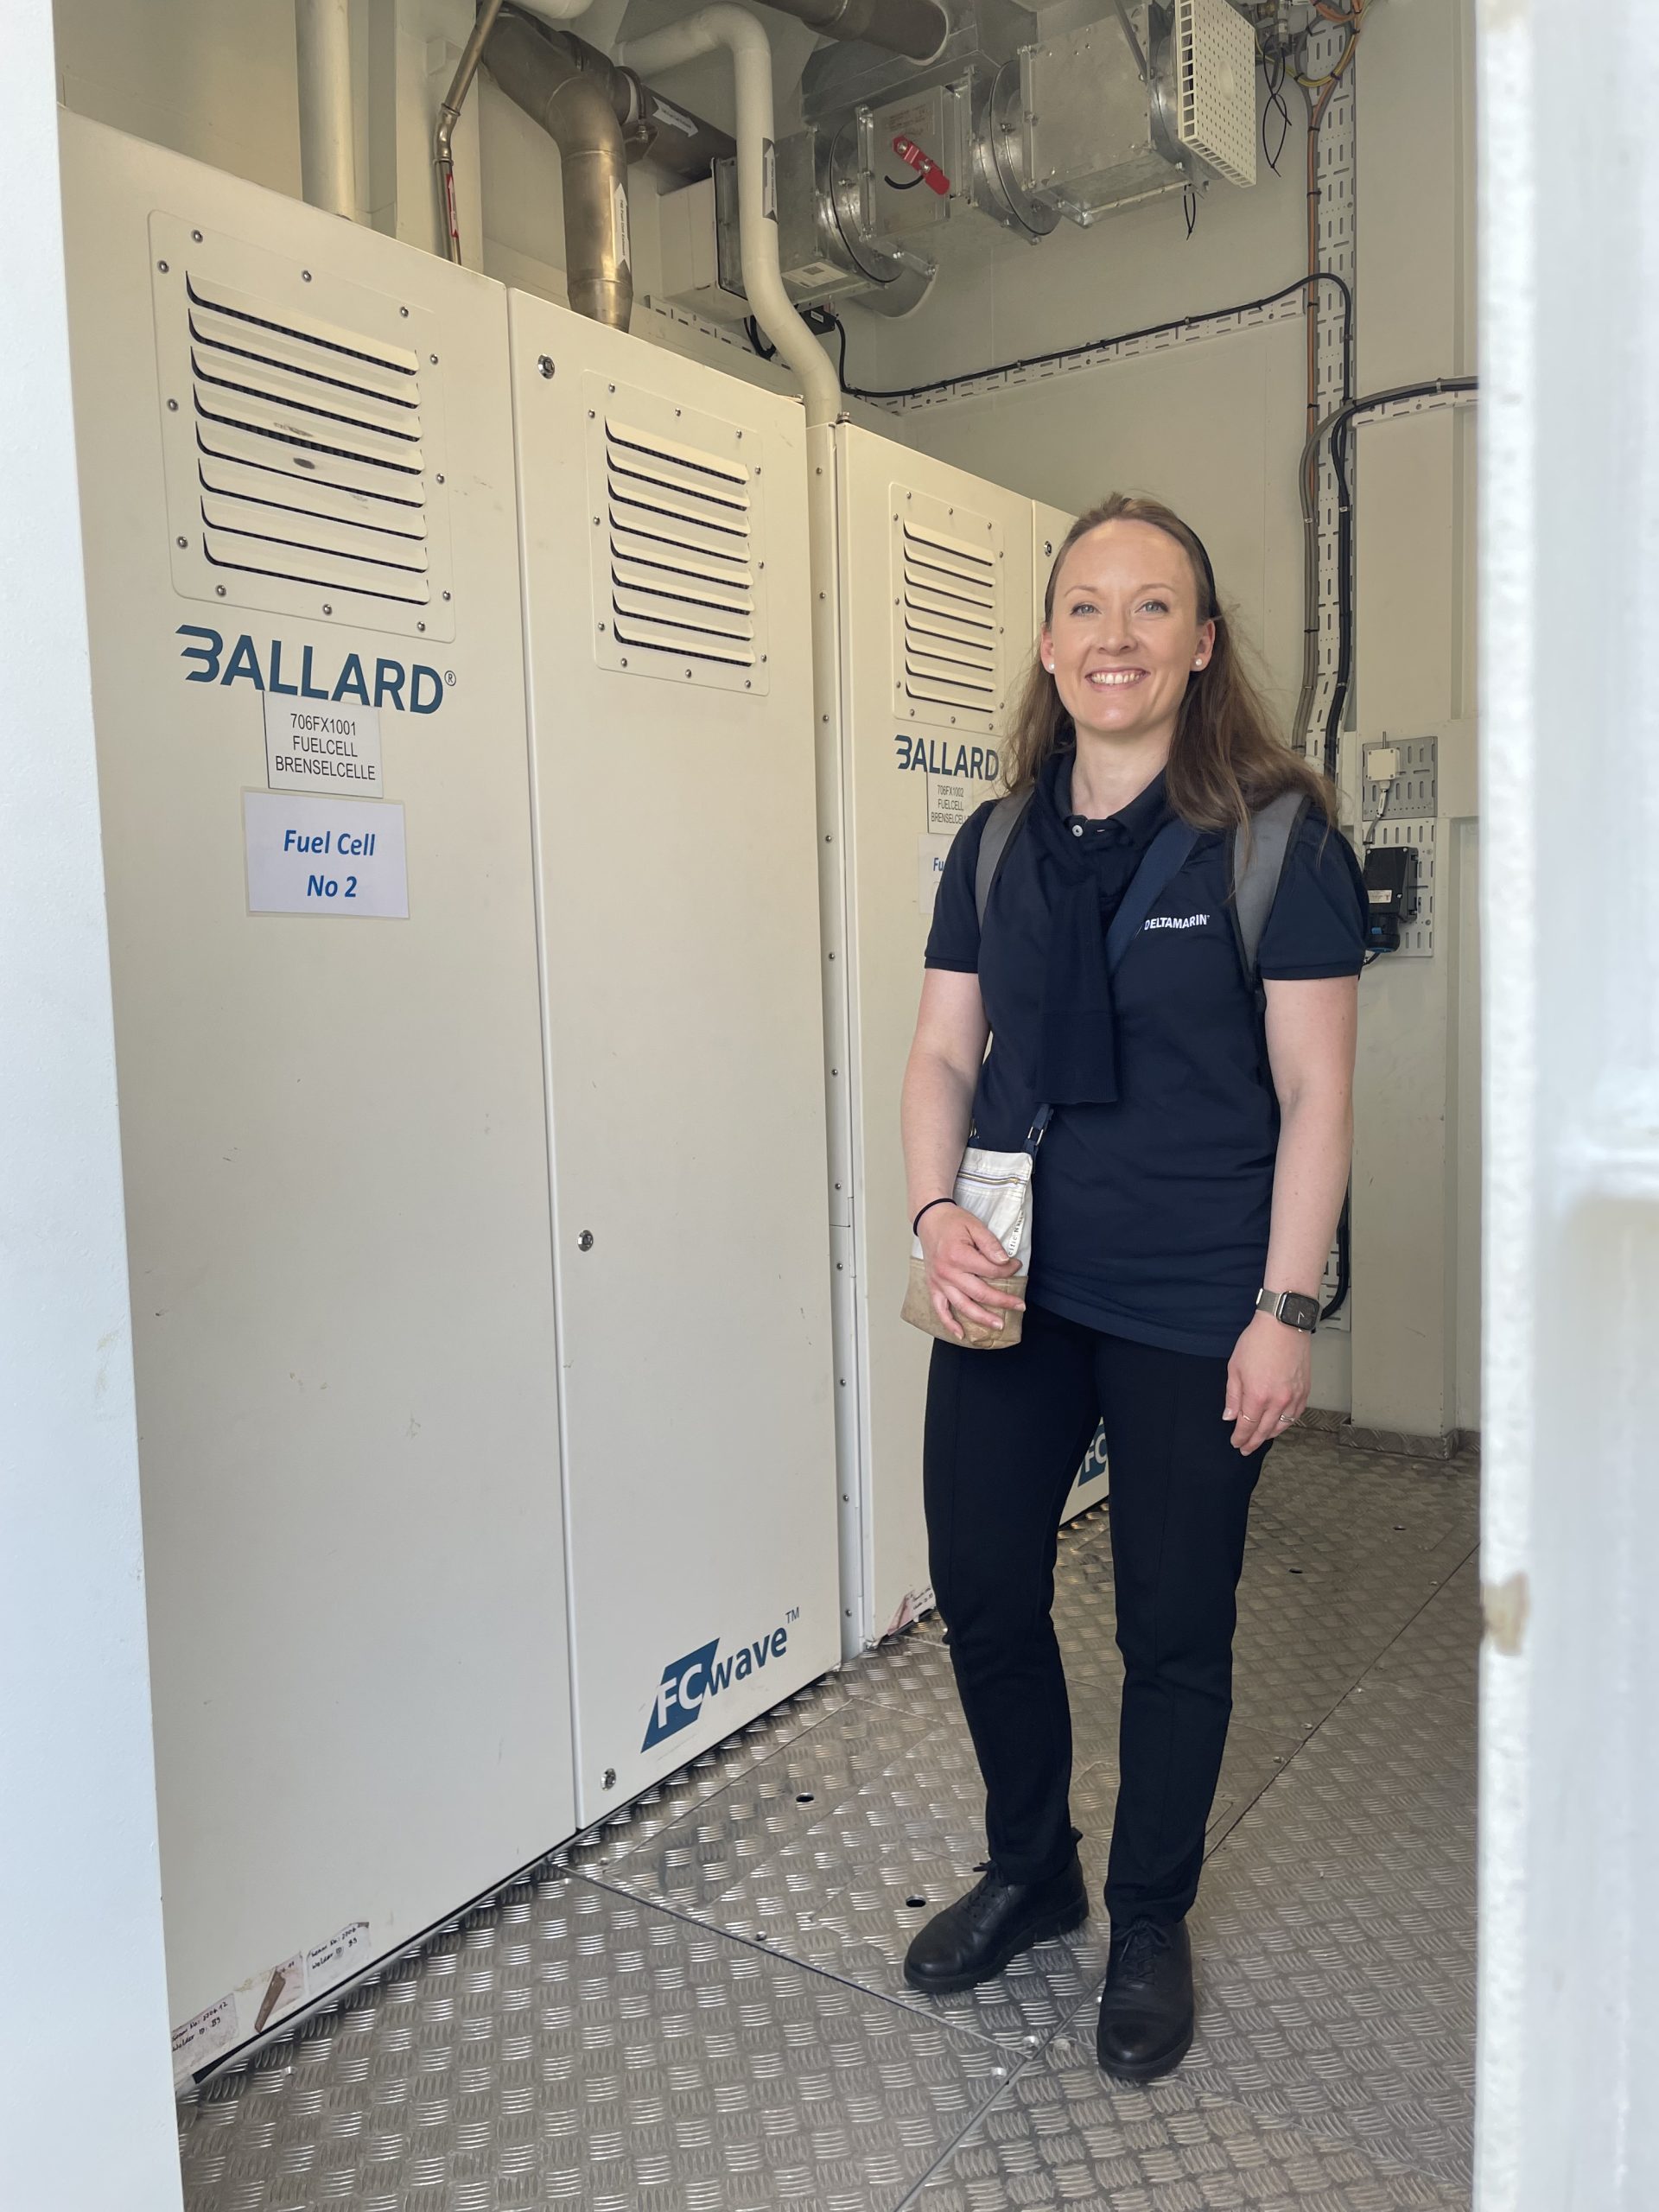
[897, 488, 1366, 2084]
[1005, 492, 1334, 834]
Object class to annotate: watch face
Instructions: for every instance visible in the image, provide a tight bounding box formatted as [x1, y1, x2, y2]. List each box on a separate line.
[1284, 1294, 1319, 1329]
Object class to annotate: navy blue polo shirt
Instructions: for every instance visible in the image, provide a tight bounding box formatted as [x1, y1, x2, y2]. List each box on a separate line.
[924, 752, 1367, 1357]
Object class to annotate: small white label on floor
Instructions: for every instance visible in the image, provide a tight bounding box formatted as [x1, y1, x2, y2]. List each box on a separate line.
[264, 696, 383, 796]
[306, 1918, 369, 1995]
[918, 831, 954, 916]
[171, 1992, 238, 2079]
[244, 792, 408, 918]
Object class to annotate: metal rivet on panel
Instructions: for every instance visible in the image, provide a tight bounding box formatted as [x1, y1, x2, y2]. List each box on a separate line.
[538, 356, 556, 378]
[577, 1231, 594, 1250]
[400, 305, 410, 317]
[675, 406, 682, 416]
[321, 603, 332, 614]
[602, 1767, 615, 1789]
[416, 620, 425, 632]
[588, 409, 595, 418]
[442, 590, 451, 601]
[167, 398, 179, 411]
[176, 537, 187, 549]
[302, 269, 312, 281]
[435, 474, 445, 485]
[215, 584, 226, 596]
[607, 382, 615, 392]
[429, 353, 438, 365]
[620, 657, 628, 667]
[156, 259, 168, 272]
[744, 680, 751, 689]
[191, 229, 203, 244]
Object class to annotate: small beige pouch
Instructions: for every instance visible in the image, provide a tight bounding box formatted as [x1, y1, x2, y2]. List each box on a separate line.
[900, 1145, 1034, 1351]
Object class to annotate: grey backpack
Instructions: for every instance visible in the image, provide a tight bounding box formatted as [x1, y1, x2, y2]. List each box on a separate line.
[973, 784, 1312, 1013]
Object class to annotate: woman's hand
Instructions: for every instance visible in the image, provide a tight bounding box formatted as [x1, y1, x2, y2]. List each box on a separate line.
[1224, 1310, 1312, 1453]
[921, 1204, 1026, 1340]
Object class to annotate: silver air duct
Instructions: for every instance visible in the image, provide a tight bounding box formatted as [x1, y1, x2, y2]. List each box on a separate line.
[766, 0, 949, 64]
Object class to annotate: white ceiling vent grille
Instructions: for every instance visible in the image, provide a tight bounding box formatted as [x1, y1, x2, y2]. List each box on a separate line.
[892, 493, 1004, 732]
[588, 377, 767, 695]
[151, 215, 454, 639]
[1175, 0, 1258, 191]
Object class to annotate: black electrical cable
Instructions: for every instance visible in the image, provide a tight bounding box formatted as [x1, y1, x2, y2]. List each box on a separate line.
[837, 269, 1356, 407]
[1314, 377, 1478, 781]
[1260, 41, 1292, 174]
[743, 315, 776, 362]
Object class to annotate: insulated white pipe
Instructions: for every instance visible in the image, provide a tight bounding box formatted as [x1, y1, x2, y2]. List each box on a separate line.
[620, 6, 842, 428]
[295, 0, 357, 219]
[512, 0, 594, 17]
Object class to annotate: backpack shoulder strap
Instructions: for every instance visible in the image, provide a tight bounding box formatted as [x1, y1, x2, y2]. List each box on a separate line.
[975, 790, 1033, 929]
[1229, 788, 1313, 989]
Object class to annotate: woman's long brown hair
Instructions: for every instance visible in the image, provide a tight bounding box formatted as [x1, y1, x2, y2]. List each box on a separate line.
[1004, 493, 1338, 845]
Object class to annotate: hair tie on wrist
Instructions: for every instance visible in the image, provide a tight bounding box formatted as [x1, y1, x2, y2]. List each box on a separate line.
[912, 1197, 954, 1236]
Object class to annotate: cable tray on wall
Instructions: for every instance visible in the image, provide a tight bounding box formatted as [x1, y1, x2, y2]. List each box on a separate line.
[588, 382, 768, 695]
[150, 215, 454, 639]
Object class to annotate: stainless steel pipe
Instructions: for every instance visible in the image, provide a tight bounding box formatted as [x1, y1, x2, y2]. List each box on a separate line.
[484, 12, 634, 327]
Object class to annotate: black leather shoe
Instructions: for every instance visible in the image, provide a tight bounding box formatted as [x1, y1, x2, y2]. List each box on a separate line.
[903, 1851, 1089, 1994]
[1095, 1916, 1194, 2081]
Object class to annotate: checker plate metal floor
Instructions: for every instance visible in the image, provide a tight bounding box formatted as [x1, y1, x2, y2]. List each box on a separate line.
[177, 1430, 1479, 2211]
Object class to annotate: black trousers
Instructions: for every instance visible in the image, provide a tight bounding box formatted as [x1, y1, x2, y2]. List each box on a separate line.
[922, 1300, 1271, 1929]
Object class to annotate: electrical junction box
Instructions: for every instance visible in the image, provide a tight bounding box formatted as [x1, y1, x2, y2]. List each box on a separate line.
[508, 293, 841, 1825]
[653, 174, 750, 324]
[1361, 733, 1440, 957]
[59, 114, 575, 2080]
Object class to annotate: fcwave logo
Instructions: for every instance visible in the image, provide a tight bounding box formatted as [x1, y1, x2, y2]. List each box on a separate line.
[642, 1614, 796, 1751]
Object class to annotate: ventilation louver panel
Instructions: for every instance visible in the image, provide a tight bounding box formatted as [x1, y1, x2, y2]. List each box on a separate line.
[151, 217, 453, 638]
[186, 274, 429, 606]
[588, 382, 767, 694]
[897, 512, 1002, 727]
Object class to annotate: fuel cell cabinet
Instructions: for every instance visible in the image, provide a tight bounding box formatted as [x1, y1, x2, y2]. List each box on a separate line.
[507, 292, 842, 1826]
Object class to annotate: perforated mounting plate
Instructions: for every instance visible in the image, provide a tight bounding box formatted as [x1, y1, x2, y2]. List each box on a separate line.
[1175, 0, 1258, 190]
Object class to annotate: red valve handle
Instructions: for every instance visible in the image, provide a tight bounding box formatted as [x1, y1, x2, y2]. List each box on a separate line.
[892, 135, 951, 196]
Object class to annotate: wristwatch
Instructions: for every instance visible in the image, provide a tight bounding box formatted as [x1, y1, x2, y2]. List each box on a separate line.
[1256, 1287, 1320, 1333]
